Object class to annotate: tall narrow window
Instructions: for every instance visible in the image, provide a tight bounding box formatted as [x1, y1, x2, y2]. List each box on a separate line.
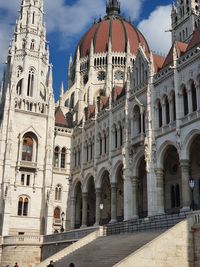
[54, 146, 60, 167]
[55, 185, 62, 201]
[104, 134, 107, 154]
[90, 143, 93, 160]
[191, 81, 197, 112]
[18, 197, 29, 216]
[115, 126, 118, 148]
[119, 125, 123, 146]
[61, 148, 66, 169]
[100, 137, 102, 155]
[172, 93, 176, 121]
[27, 68, 35, 97]
[22, 137, 33, 161]
[32, 12, 35, 24]
[30, 40, 35, 50]
[165, 97, 170, 124]
[183, 87, 188, 115]
[158, 101, 162, 127]
[18, 197, 23, 215]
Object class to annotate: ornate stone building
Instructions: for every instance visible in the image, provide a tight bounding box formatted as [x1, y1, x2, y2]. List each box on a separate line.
[0, 0, 200, 236]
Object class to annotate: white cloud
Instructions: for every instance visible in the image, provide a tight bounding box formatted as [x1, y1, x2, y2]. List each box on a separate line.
[0, 0, 144, 78]
[138, 5, 172, 55]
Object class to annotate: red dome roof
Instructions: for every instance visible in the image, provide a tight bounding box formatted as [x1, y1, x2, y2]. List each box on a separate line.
[78, 17, 150, 58]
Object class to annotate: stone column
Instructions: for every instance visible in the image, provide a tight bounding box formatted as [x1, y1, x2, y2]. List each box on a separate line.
[70, 197, 76, 229]
[131, 176, 138, 218]
[123, 174, 133, 220]
[95, 188, 101, 225]
[155, 168, 165, 214]
[110, 183, 117, 223]
[81, 193, 88, 228]
[180, 160, 190, 211]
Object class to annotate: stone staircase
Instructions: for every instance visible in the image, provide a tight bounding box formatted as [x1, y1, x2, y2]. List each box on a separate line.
[55, 231, 163, 267]
[38, 212, 199, 267]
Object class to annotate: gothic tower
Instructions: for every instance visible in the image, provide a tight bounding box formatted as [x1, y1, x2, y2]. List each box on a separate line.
[0, 0, 55, 236]
[171, 0, 200, 43]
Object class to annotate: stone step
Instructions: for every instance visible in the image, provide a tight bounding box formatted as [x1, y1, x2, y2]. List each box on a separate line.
[55, 231, 164, 267]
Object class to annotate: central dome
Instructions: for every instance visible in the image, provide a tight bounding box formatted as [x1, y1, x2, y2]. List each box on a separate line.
[77, 1, 150, 58]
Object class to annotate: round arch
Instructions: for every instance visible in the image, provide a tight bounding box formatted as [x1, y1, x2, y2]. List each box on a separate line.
[157, 141, 178, 169]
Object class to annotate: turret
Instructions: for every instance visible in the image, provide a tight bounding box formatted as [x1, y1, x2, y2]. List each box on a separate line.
[171, 0, 200, 43]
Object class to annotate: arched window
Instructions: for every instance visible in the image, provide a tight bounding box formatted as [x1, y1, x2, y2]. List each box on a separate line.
[158, 100, 162, 127]
[17, 66, 23, 77]
[55, 185, 62, 201]
[115, 126, 118, 148]
[61, 148, 66, 169]
[70, 92, 75, 109]
[54, 207, 61, 219]
[183, 87, 188, 115]
[16, 78, 23, 95]
[165, 97, 170, 124]
[99, 136, 102, 155]
[27, 68, 35, 97]
[22, 137, 33, 161]
[191, 81, 197, 112]
[172, 92, 176, 121]
[54, 146, 60, 167]
[104, 133, 107, 154]
[30, 39, 35, 50]
[32, 12, 35, 24]
[119, 124, 123, 146]
[18, 196, 29, 216]
[86, 144, 89, 162]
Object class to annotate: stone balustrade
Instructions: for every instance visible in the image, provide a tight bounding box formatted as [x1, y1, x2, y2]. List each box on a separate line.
[3, 235, 43, 245]
[43, 226, 99, 244]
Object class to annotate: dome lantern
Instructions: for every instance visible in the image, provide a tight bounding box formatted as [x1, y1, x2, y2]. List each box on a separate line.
[106, 0, 120, 16]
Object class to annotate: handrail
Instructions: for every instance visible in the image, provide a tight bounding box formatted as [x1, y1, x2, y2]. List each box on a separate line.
[105, 211, 195, 236]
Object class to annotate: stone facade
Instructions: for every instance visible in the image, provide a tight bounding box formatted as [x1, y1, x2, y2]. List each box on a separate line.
[0, 0, 200, 247]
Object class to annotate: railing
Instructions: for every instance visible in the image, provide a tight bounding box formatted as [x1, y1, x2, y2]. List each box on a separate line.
[3, 235, 43, 245]
[43, 226, 99, 244]
[20, 161, 37, 169]
[106, 212, 189, 236]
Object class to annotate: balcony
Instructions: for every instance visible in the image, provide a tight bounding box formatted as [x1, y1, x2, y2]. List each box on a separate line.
[19, 161, 37, 169]
[53, 219, 62, 226]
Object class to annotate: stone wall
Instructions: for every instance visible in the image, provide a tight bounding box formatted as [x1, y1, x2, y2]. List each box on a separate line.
[41, 241, 73, 261]
[114, 220, 194, 267]
[1, 245, 41, 267]
[193, 225, 200, 267]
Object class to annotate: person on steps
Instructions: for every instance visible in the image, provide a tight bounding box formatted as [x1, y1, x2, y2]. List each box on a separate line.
[47, 260, 54, 267]
[69, 263, 75, 267]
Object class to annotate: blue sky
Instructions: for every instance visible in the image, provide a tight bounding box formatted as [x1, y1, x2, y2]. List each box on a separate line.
[0, 0, 173, 100]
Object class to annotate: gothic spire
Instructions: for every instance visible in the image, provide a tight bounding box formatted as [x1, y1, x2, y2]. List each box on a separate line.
[106, 0, 120, 16]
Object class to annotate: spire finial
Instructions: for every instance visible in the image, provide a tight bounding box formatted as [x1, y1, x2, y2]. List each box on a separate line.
[106, 0, 120, 16]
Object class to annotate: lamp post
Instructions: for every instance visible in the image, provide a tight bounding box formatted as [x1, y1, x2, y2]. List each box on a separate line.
[189, 177, 195, 211]
[100, 203, 104, 226]
[60, 212, 65, 232]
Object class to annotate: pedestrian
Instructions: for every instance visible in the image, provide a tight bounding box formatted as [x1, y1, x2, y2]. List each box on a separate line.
[69, 263, 75, 267]
[13, 263, 19, 267]
[47, 260, 54, 267]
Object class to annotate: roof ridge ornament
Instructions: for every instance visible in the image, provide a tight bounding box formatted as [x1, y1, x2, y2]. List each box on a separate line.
[106, 0, 121, 17]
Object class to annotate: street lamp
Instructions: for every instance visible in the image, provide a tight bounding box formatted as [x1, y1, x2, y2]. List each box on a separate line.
[60, 212, 65, 232]
[100, 203, 104, 226]
[189, 177, 195, 211]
